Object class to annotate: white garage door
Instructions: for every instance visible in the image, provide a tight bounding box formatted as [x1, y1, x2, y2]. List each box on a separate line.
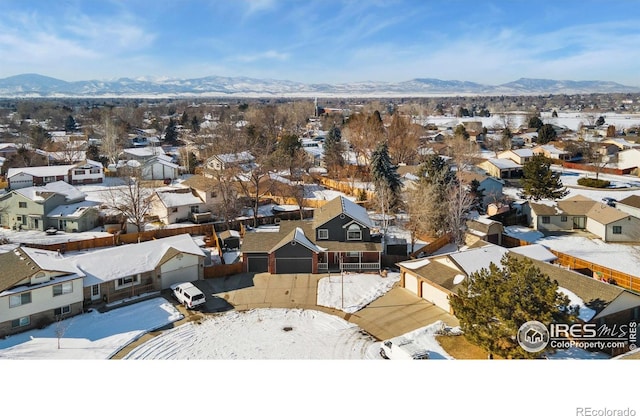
[421, 281, 450, 312]
[160, 264, 199, 289]
[404, 273, 418, 295]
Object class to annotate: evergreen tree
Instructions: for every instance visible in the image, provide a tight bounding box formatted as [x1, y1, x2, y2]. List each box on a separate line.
[521, 155, 569, 200]
[191, 115, 200, 133]
[596, 116, 605, 126]
[528, 116, 544, 130]
[370, 141, 403, 239]
[323, 126, 344, 171]
[551, 110, 558, 117]
[450, 254, 571, 358]
[65, 115, 77, 132]
[537, 124, 557, 144]
[468, 179, 485, 212]
[164, 119, 179, 144]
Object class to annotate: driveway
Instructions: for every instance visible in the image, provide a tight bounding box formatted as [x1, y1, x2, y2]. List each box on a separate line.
[112, 272, 459, 358]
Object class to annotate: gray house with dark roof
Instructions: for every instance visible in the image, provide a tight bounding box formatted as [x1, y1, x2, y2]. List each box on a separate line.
[242, 196, 382, 274]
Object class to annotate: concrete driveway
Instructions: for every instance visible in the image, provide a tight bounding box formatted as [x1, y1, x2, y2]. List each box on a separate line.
[213, 272, 459, 341]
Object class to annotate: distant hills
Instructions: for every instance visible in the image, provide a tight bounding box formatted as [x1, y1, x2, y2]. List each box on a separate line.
[0, 73, 638, 98]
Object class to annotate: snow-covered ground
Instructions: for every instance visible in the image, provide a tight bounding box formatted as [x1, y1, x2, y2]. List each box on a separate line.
[317, 272, 400, 313]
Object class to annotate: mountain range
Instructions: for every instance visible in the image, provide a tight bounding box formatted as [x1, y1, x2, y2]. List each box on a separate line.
[0, 73, 638, 98]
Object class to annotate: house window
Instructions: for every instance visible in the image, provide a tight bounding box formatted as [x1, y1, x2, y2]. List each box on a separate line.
[210, 191, 217, 198]
[11, 316, 30, 328]
[560, 216, 567, 222]
[54, 305, 71, 316]
[346, 252, 360, 258]
[171, 207, 178, 213]
[541, 216, 550, 224]
[44, 176, 55, 183]
[346, 224, 362, 241]
[9, 292, 32, 308]
[318, 229, 329, 240]
[52, 282, 73, 297]
[190, 205, 199, 213]
[74, 170, 86, 175]
[115, 274, 140, 289]
[18, 202, 27, 208]
[613, 226, 622, 235]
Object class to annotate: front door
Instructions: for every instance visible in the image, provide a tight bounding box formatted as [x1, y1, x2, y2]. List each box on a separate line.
[573, 217, 586, 229]
[91, 284, 101, 301]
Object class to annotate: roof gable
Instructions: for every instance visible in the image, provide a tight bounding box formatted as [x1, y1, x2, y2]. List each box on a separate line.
[617, 195, 640, 209]
[312, 196, 372, 229]
[269, 227, 322, 254]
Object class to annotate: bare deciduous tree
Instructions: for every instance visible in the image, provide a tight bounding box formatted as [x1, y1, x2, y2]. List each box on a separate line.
[106, 168, 153, 233]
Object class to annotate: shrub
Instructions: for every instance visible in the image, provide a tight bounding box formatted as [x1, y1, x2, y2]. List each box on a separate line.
[577, 177, 610, 188]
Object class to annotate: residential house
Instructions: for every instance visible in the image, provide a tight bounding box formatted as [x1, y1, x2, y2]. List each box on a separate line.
[533, 144, 571, 161]
[241, 196, 382, 274]
[205, 151, 255, 171]
[477, 158, 523, 179]
[46, 200, 100, 233]
[0, 143, 19, 158]
[149, 188, 208, 225]
[398, 243, 510, 313]
[120, 146, 167, 162]
[68, 160, 104, 185]
[523, 194, 640, 242]
[180, 174, 231, 210]
[398, 242, 640, 349]
[615, 148, 640, 174]
[457, 171, 504, 208]
[0, 181, 88, 231]
[0, 246, 85, 337]
[616, 195, 640, 219]
[6, 160, 104, 189]
[65, 234, 206, 304]
[497, 149, 534, 165]
[601, 138, 640, 151]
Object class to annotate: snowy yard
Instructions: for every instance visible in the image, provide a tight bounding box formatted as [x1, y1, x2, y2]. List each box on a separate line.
[317, 272, 400, 313]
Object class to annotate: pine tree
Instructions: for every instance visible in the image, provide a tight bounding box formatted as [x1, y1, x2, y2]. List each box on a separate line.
[65, 115, 77, 132]
[164, 119, 179, 144]
[537, 124, 557, 144]
[521, 155, 569, 201]
[449, 254, 571, 358]
[323, 126, 344, 171]
[528, 116, 543, 130]
[370, 141, 403, 239]
[468, 179, 485, 212]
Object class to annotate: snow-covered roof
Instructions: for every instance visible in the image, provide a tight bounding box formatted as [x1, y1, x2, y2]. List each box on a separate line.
[398, 258, 431, 270]
[14, 181, 86, 203]
[47, 200, 99, 219]
[68, 234, 205, 287]
[512, 148, 534, 157]
[145, 157, 179, 169]
[509, 244, 558, 262]
[449, 244, 509, 276]
[122, 147, 166, 158]
[7, 164, 75, 178]
[537, 145, 568, 155]
[156, 190, 203, 208]
[21, 247, 85, 276]
[484, 158, 522, 169]
[215, 151, 254, 164]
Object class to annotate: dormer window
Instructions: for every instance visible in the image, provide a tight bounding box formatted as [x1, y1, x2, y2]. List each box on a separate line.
[347, 224, 362, 241]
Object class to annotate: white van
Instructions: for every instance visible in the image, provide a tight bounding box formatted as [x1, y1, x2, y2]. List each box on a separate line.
[379, 337, 429, 360]
[171, 282, 206, 309]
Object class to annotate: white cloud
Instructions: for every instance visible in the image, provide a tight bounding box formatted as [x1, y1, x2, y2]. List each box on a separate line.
[233, 50, 290, 63]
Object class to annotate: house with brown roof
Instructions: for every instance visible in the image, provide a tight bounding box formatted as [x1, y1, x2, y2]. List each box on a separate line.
[0, 247, 85, 337]
[458, 171, 504, 208]
[616, 195, 640, 219]
[523, 194, 640, 242]
[241, 196, 382, 274]
[398, 243, 640, 355]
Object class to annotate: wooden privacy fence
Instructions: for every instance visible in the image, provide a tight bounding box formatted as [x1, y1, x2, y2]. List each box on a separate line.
[204, 263, 243, 278]
[410, 233, 452, 258]
[549, 249, 640, 293]
[317, 177, 376, 201]
[500, 234, 640, 293]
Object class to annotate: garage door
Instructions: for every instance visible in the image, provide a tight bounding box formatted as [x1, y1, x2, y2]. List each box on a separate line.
[421, 281, 450, 312]
[247, 256, 269, 273]
[404, 273, 418, 295]
[276, 258, 312, 274]
[160, 264, 198, 290]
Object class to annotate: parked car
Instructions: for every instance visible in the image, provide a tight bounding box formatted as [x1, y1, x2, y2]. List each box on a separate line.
[602, 197, 617, 207]
[170, 282, 206, 309]
[379, 338, 429, 360]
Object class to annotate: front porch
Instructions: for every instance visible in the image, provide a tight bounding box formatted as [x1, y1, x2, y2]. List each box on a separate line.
[317, 251, 381, 272]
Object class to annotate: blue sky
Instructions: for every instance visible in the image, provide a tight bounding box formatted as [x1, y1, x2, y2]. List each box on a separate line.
[1, 0, 640, 85]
